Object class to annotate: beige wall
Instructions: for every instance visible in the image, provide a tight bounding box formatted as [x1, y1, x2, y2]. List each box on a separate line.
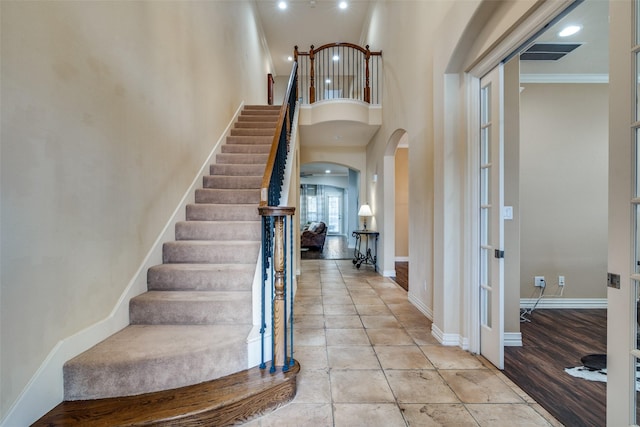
[395, 148, 409, 258]
[1, 0, 271, 419]
[519, 83, 608, 300]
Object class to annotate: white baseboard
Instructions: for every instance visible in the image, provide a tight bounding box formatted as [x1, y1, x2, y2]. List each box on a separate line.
[395, 256, 409, 262]
[505, 332, 523, 347]
[408, 292, 433, 321]
[431, 324, 468, 349]
[520, 298, 607, 309]
[0, 104, 245, 427]
[382, 269, 396, 277]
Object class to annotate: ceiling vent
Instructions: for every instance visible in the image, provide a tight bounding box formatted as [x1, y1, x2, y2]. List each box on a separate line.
[520, 43, 582, 61]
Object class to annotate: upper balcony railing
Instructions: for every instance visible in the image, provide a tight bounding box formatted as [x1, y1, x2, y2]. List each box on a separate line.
[295, 43, 382, 105]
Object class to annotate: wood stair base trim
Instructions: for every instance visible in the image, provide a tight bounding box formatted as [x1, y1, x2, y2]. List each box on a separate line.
[33, 360, 300, 426]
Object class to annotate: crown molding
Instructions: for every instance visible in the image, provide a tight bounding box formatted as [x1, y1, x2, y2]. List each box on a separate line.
[520, 73, 609, 84]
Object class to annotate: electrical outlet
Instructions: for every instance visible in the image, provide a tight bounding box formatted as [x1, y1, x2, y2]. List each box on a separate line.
[558, 275, 565, 287]
[535, 276, 546, 287]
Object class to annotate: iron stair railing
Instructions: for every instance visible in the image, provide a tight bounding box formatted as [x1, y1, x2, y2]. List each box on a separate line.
[259, 61, 298, 373]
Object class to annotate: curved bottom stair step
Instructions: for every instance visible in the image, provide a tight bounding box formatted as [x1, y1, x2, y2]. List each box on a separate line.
[63, 324, 251, 401]
[35, 360, 300, 426]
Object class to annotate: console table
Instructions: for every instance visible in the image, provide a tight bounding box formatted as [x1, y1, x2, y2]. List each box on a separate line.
[352, 230, 379, 269]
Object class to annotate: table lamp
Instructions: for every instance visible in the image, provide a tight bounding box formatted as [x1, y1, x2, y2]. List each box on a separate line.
[358, 204, 373, 230]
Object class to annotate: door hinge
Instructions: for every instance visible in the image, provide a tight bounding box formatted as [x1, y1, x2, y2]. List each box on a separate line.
[494, 249, 505, 259]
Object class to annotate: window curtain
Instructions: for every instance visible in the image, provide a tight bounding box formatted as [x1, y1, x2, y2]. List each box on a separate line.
[300, 184, 326, 227]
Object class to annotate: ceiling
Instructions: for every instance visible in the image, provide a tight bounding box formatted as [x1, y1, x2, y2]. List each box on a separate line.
[519, 0, 609, 79]
[256, 0, 610, 177]
[256, 0, 372, 77]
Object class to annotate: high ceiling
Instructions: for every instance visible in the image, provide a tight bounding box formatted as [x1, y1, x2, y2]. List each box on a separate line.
[256, 0, 609, 79]
[257, 0, 610, 177]
[256, 0, 372, 76]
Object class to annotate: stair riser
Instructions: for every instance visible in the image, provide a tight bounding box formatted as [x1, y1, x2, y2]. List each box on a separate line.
[186, 204, 260, 221]
[216, 153, 268, 165]
[230, 128, 274, 137]
[195, 189, 260, 204]
[240, 110, 280, 116]
[222, 145, 271, 154]
[163, 242, 260, 263]
[235, 121, 278, 129]
[130, 296, 251, 325]
[176, 221, 261, 241]
[203, 176, 262, 190]
[147, 265, 255, 291]
[210, 164, 265, 176]
[237, 115, 278, 122]
[226, 135, 273, 145]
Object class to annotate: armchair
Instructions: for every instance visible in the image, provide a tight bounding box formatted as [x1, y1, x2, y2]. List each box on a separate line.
[301, 221, 327, 250]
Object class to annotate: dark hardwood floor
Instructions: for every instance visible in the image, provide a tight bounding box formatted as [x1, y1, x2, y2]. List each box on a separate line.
[504, 309, 607, 427]
[300, 235, 352, 260]
[392, 261, 408, 291]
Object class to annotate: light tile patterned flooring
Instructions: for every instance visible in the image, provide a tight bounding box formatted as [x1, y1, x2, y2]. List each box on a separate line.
[243, 260, 562, 426]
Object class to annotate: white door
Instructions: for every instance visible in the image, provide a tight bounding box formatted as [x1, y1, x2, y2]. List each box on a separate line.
[479, 65, 505, 369]
[327, 193, 343, 234]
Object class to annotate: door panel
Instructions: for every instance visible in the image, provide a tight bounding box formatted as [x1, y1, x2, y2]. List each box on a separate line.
[479, 65, 505, 370]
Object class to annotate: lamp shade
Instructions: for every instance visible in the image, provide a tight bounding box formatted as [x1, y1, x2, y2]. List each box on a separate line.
[358, 204, 373, 217]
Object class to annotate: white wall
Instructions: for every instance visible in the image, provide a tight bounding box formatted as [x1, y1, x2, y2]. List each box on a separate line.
[0, 0, 271, 420]
[519, 83, 608, 300]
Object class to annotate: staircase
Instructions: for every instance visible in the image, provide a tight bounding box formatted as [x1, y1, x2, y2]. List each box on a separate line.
[36, 105, 298, 425]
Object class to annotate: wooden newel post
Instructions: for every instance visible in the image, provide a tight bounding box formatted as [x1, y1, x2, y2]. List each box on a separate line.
[272, 215, 286, 367]
[309, 45, 316, 103]
[259, 206, 296, 369]
[364, 45, 371, 103]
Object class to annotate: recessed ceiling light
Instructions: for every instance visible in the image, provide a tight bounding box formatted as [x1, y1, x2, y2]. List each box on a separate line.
[558, 25, 581, 37]
[278, 1, 287, 10]
[325, 79, 331, 84]
[287, 56, 293, 61]
[325, 169, 331, 174]
[332, 55, 340, 61]
[339, 1, 348, 9]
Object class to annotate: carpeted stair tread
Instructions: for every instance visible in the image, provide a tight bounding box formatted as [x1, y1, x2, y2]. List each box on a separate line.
[237, 115, 278, 122]
[239, 109, 280, 116]
[148, 263, 255, 291]
[210, 163, 265, 176]
[186, 204, 260, 221]
[244, 105, 281, 110]
[163, 240, 260, 263]
[203, 175, 262, 189]
[216, 153, 269, 164]
[195, 188, 260, 204]
[176, 220, 261, 241]
[63, 324, 251, 400]
[130, 291, 252, 325]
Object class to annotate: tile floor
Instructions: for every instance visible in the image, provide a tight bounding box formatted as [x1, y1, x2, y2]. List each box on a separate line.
[243, 259, 563, 427]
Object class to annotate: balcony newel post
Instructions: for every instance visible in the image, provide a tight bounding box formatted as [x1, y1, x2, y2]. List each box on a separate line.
[309, 45, 315, 103]
[294, 46, 299, 101]
[364, 44, 371, 103]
